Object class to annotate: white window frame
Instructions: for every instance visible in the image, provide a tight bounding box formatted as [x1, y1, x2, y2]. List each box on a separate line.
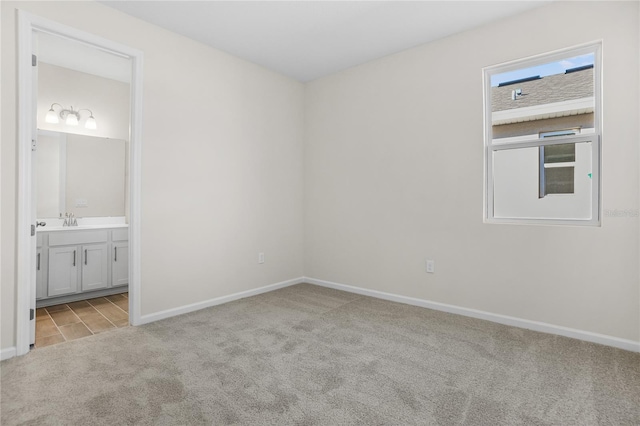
[483, 42, 602, 226]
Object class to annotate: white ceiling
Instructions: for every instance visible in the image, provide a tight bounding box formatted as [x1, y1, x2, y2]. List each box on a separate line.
[100, 1, 550, 82]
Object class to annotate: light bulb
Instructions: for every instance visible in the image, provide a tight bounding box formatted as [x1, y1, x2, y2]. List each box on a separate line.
[65, 112, 79, 126]
[45, 108, 59, 124]
[85, 116, 97, 130]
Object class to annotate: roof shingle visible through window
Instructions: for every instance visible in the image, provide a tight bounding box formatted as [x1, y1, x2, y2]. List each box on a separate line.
[491, 68, 593, 112]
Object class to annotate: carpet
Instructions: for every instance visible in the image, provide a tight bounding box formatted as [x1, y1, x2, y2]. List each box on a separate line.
[1, 283, 639, 425]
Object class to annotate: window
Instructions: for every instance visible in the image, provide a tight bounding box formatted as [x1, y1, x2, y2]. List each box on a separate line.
[484, 43, 601, 225]
[539, 130, 579, 198]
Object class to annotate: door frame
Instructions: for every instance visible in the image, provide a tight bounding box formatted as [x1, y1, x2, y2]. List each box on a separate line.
[16, 11, 144, 356]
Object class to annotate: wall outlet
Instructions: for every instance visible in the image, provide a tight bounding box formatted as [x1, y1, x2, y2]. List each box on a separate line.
[426, 259, 435, 274]
[258, 252, 265, 264]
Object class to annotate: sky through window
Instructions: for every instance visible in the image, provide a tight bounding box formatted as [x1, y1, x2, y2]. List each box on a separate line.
[490, 53, 594, 87]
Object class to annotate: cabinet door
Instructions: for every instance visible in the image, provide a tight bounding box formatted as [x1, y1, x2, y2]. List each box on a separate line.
[48, 246, 79, 297]
[36, 248, 47, 299]
[82, 244, 109, 291]
[112, 242, 129, 287]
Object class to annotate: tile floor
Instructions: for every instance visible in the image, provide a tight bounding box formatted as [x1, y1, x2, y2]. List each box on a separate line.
[35, 293, 129, 348]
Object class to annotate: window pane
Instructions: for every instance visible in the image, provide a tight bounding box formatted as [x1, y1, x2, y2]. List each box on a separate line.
[491, 53, 595, 142]
[485, 44, 600, 224]
[543, 143, 575, 164]
[545, 167, 574, 194]
[493, 141, 592, 220]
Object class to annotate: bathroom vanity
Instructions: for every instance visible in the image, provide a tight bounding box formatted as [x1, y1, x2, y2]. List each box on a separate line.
[36, 224, 128, 307]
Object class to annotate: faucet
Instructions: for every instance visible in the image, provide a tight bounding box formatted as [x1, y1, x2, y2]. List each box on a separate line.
[63, 213, 78, 227]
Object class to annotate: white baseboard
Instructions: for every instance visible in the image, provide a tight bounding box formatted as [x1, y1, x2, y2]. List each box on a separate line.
[1, 347, 17, 361]
[6, 276, 635, 358]
[138, 277, 304, 325]
[304, 277, 640, 353]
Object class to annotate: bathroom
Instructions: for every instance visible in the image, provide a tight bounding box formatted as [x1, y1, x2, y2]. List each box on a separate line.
[33, 31, 132, 347]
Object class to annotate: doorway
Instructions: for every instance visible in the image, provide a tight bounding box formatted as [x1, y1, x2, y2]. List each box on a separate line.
[16, 11, 143, 356]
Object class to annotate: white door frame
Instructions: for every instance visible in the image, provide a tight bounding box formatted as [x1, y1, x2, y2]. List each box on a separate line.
[16, 11, 144, 356]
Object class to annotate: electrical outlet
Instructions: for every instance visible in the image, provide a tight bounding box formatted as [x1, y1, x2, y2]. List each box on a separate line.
[258, 252, 265, 264]
[426, 259, 435, 274]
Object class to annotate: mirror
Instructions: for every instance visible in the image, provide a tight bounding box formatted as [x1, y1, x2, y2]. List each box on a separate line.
[36, 130, 127, 218]
[35, 31, 131, 221]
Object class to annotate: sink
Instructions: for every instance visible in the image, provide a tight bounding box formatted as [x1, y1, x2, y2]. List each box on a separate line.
[36, 217, 128, 232]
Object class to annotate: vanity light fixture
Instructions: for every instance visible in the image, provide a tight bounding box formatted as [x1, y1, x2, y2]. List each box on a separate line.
[45, 103, 97, 129]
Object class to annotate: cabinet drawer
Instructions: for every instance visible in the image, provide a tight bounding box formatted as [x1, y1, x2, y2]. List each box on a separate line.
[48, 230, 108, 246]
[112, 228, 129, 242]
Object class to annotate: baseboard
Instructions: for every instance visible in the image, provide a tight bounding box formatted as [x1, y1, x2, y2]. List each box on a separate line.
[304, 277, 640, 353]
[37, 286, 128, 308]
[138, 277, 304, 325]
[1, 347, 17, 361]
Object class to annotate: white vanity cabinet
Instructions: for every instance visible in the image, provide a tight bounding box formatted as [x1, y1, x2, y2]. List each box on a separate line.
[37, 226, 128, 307]
[111, 228, 129, 287]
[81, 244, 109, 291]
[48, 246, 80, 297]
[112, 244, 129, 287]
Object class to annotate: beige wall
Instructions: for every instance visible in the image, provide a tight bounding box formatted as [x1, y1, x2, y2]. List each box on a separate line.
[304, 1, 639, 341]
[1, 1, 305, 350]
[2, 1, 638, 353]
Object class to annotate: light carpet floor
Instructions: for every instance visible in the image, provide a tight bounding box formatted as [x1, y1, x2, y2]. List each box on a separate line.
[1, 283, 639, 425]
